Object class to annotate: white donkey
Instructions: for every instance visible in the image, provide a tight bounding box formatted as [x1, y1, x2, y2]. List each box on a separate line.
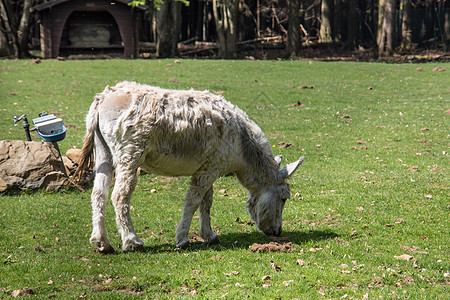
[75, 81, 304, 253]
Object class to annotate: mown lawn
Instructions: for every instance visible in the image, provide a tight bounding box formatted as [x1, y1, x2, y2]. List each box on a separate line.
[0, 59, 449, 299]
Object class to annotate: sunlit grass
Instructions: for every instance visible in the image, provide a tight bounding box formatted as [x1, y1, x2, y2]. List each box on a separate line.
[0, 59, 449, 298]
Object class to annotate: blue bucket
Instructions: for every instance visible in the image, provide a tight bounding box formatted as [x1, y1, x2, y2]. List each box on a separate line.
[37, 123, 67, 142]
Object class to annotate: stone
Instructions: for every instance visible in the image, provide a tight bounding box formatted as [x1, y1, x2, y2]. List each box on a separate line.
[0, 140, 68, 192]
[66, 148, 83, 165]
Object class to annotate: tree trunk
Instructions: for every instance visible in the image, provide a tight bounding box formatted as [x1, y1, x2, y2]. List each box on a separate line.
[333, 0, 343, 43]
[377, 0, 397, 55]
[156, 0, 182, 58]
[212, 0, 238, 58]
[319, 0, 333, 43]
[400, 0, 413, 51]
[17, 0, 33, 58]
[0, 0, 19, 57]
[444, 1, 450, 44]
[287, 0, 301, 56]
[345, 0, 359, 48]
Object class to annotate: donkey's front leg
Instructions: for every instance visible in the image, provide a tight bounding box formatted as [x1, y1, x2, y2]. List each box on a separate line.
[111, 166, 144, 251]
[198, 187, 219, 245]
[175, 186, 203, 249]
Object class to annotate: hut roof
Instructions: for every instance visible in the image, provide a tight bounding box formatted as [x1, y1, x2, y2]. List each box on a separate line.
[33, 0, 146, 11]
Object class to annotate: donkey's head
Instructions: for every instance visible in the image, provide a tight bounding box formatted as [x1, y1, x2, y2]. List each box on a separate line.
[247, 156, 304, 236]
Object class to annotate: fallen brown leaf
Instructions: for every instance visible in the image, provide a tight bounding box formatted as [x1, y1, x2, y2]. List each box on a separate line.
[270, 260, 282, 272]
[11, 288, 33, 298]
[168, 78, 183, 83]
[283, 280, 294, 286]
[401, 276, 415, 284]
[335, 237, 351, 246]
[309, 247, 323, 252]
[286, 100, 308, 107]
[400, 245, 428, 254]
[408, 166, 419, 172]
[262, 275, 271, 281]
[278, 141, 292, 149]
[394, 254, 414, 261]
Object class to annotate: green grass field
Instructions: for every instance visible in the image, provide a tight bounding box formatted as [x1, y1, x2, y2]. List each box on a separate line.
[0, 59, 449, 299]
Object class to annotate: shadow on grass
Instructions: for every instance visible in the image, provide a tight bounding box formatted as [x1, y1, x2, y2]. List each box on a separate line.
[140, 229, 338, 254]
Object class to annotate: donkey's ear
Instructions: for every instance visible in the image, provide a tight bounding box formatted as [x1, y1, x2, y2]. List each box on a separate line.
[279, 156, 305, 179]
[274, 155, 283, 167]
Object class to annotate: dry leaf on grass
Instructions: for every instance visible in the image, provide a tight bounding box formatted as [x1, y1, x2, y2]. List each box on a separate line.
[11, 288, 33, 298]
[270, 261, 282, 272]
[283, 280, 294, 286]
[296, 259, 305, 266]
[400, 245, 428, 254]
[335, 237, 351, 246]
[262, 275, 271, 281]
[286, 100, 308, 107]
[168, 78, 183, 83]
[224, 271, 239, 276]
[309, 247, 323, 252]
[278, 141, 292, 149]
[394, 254, 414, 261]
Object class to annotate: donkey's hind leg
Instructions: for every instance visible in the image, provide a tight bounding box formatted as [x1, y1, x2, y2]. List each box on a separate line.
[111, 164, 144, 251]
[90, 134, 114, 253]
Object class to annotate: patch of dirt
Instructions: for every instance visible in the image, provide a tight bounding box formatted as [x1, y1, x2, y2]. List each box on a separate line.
[250, 241, 296, 252]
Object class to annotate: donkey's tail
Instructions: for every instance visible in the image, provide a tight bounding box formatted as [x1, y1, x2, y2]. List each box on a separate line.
[72, 98, 100, 183]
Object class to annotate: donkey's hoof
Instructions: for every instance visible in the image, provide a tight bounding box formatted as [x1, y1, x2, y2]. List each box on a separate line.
[176, 238, 190, 249]
[95, 243, 115, 254]
[123, 237, 145, 252]
[206, 235, 220, 245]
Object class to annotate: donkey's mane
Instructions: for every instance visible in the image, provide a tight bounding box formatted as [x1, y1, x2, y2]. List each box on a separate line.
[237, 118, 279, 190]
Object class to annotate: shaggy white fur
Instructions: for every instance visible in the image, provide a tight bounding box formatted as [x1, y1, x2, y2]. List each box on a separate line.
[76, 81, 304, 252]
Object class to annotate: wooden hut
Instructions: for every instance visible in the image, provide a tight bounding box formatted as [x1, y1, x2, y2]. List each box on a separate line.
[33, 0, 145, 58]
